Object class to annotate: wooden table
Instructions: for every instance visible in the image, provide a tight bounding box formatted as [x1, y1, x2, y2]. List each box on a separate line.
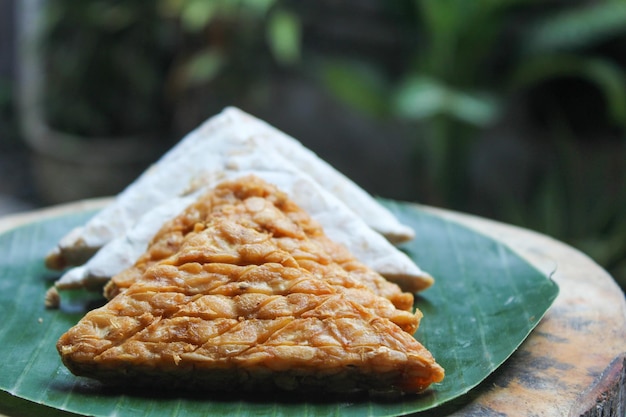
[0, 200, 624, 417]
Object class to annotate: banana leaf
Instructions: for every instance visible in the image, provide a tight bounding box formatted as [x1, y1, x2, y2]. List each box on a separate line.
[0, 201, 558, 416]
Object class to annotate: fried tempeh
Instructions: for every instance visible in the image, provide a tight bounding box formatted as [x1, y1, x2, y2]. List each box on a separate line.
[53, 162, 433, 295]
[104, 176, 416, 311]
[57, 176, 444, 394]
[46, 107, 415, 272]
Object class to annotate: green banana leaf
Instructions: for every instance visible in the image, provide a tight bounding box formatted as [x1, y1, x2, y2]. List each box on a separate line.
[0, 201, 558, 416]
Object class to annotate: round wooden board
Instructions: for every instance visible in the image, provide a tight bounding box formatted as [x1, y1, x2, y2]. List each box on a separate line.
[418, 207, 626, 417]
[0, 200, 624, 417]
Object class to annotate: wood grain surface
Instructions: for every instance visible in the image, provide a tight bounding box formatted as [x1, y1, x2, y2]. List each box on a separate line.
[0, 200, 624, 417]
[419, 207, 626, 417]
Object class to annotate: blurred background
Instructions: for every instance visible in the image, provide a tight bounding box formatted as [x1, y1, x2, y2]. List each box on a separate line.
[0, 0, 624, 291]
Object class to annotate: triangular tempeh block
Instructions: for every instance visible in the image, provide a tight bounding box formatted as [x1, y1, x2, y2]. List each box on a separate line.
[102, 175, 420, 308]
[57, 176, 444, 394]
[46, 107, 415, 271]
[53, 152, 433, 293]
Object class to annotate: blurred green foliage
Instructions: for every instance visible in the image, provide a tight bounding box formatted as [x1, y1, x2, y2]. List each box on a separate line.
[44, 0, 171, 137]
[39, 0, 626, 290]
[317, 0, 626, 290]
[43, 0, 300, 138]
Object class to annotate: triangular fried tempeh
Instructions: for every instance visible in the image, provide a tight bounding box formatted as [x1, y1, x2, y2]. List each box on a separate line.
[57, 176, 444, 394]
[46, 107, 415, 272]
[103, 175, 419, 308]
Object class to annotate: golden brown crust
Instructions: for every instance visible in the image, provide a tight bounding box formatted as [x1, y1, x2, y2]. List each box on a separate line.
[58, 176, 444, 394]
[104, 176, 413, 312]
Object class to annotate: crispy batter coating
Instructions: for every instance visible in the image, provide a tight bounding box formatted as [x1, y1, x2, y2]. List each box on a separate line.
[58, 176, 444, 394]
[104, 176, 414, 311]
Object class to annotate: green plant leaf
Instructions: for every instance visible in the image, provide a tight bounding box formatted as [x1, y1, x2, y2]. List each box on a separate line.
[320, 59, 390, 117]
[0, 202, 558, 416]
[180, 0, 218, 32]
[394, 76, 499, 126]
[266, 10, 301, 65]
[182, 48, 224, 87]
[523, 2, 626, 55]
[240, 0, 276, 16]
